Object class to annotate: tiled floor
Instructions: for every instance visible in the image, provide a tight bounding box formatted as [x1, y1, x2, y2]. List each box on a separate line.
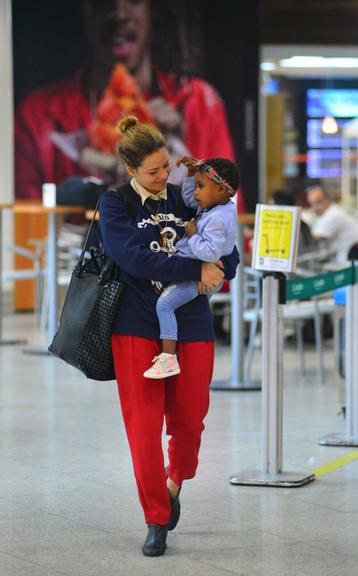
[1, 314, 357, 575]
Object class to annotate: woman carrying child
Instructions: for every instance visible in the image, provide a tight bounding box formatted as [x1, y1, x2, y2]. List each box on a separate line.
[99, 116, 239, 557]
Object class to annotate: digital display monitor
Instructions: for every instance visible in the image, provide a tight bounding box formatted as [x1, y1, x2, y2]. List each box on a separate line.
[307, 149, 342, 178]
[307, 89, 358, 118]
[306, 119, 346, 148]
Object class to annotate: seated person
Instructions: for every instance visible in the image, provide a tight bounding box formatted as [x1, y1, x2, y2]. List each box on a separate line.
[306, 185, 358, 261]
[271, 189, 316, 257]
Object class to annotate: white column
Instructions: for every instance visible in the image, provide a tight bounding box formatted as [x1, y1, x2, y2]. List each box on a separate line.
[0, 0, 14, 283]
[258, 66, 267, 203]
[230, 222, 244, 384]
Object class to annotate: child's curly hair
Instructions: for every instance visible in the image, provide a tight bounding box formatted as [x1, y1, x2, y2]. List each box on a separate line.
[205, 158, 241, 190]
[205, 158, 240, 193]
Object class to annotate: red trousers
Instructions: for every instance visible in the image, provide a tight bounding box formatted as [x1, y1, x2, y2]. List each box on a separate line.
[111, 335, 214, 525]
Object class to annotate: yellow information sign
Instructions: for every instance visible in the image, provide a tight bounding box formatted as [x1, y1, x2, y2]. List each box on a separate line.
[258, 210, 292, 259]
[252, 204, 301, 272]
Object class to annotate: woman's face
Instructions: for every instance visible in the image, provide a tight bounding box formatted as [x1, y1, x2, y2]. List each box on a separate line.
[127, 147, 172, 193]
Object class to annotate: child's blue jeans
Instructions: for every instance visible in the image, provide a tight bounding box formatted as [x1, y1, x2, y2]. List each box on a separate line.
[156, 280, 222, 340]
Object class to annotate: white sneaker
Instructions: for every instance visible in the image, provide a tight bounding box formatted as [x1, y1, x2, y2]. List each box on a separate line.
[144, 353, 181, 379]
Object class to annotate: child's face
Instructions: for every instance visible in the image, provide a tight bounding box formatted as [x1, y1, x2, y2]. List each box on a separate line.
[194, 173, 228, 209]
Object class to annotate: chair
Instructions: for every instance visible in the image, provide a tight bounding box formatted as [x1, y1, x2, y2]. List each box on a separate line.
[281, 297, 335, 383]
[1, 244, 44, 313]
[210, 267, 262, 383]
[210, 267, 335, 384]
[241, 267, 263, 383]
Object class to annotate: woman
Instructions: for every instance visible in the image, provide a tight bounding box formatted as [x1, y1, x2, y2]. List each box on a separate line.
[99, 116, 239, 557]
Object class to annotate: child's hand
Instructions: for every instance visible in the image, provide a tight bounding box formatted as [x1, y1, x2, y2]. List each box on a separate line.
[185, 218, 197, 237]
[176, 156, 198, 177]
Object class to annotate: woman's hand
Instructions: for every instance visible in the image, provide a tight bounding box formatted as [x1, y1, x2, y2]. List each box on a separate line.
[80, 146, 117, 173]
[148, 97, 182, 133]
[200, 261, 224, 291]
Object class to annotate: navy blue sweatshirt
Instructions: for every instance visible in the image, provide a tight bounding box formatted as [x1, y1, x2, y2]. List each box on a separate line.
[99, 183, 240, 341]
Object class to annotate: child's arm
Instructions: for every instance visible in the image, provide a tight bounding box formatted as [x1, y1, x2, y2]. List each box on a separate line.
[221, 246, 240, 280]
[182, 176, 200, 210]
[176, 155, 200, 209]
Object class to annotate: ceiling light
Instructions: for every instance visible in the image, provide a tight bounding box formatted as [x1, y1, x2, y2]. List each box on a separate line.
[261, 62, 277, 71]
[321, 116, 338, 134]
[279, 56, 358, 68]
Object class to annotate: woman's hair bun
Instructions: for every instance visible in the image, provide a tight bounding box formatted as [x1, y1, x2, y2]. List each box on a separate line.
[117, 115, 138, 135]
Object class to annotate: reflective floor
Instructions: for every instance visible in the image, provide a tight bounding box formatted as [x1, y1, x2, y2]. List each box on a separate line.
[0, 314, 357, 575]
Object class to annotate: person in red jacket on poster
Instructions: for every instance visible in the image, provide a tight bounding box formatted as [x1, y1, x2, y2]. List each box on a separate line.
[15, 0, 244, 210]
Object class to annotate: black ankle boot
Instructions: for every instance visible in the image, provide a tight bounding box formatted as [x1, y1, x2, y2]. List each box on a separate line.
[165, 466, 182, 531]
[142, 524, 168, 557]
[168, 486, 181, 531]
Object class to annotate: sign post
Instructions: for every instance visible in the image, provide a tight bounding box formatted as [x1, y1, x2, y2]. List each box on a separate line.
[230, 204, 315, 487]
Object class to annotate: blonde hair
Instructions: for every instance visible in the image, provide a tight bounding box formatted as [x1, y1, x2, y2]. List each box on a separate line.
[117, 116, 167, 168]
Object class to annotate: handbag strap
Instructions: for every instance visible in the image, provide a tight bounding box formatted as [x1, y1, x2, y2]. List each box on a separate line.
[74, 194, 117, 284]
[78, 184, 138, 265]
[77, 193, 104, 267]
[75, 190, 123, 281]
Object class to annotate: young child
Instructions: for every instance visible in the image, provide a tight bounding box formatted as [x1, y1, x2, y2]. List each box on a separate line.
[143, 155, 240, 379]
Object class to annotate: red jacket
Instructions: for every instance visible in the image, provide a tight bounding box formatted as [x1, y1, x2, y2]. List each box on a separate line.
[15, 70, 244, 210]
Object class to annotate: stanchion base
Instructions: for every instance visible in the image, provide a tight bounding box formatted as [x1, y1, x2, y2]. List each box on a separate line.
[229, 469, 315, 488]
[0, 339, 27, 346]
[319, 434, 358, 447]
[210, 379, 261, 391]
[22, 346, 51, 356]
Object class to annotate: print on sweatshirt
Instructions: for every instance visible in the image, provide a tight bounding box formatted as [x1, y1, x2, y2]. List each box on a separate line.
[99, 182, 240, 342]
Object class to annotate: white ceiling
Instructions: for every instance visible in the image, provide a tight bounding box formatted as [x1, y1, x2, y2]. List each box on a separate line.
[261, 45, 358, 77]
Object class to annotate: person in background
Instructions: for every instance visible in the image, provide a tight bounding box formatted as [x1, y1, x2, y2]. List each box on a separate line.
[306, 185, 358, 261]
[99, 116, 239, 556]
[271, 189, 316, 256]
[15, 0, 242, 207]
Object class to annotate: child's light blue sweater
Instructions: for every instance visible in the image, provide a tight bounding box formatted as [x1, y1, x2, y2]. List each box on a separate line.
[175, 176, 237, 262]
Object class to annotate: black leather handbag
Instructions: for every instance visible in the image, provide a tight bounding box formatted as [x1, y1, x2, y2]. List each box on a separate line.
[49, 196, 123, 381]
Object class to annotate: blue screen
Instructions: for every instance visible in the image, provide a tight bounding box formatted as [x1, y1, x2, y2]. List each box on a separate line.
[307, 89, 358, 118]
[307, 149, 342, 178]
[306, 119, 346, 148]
